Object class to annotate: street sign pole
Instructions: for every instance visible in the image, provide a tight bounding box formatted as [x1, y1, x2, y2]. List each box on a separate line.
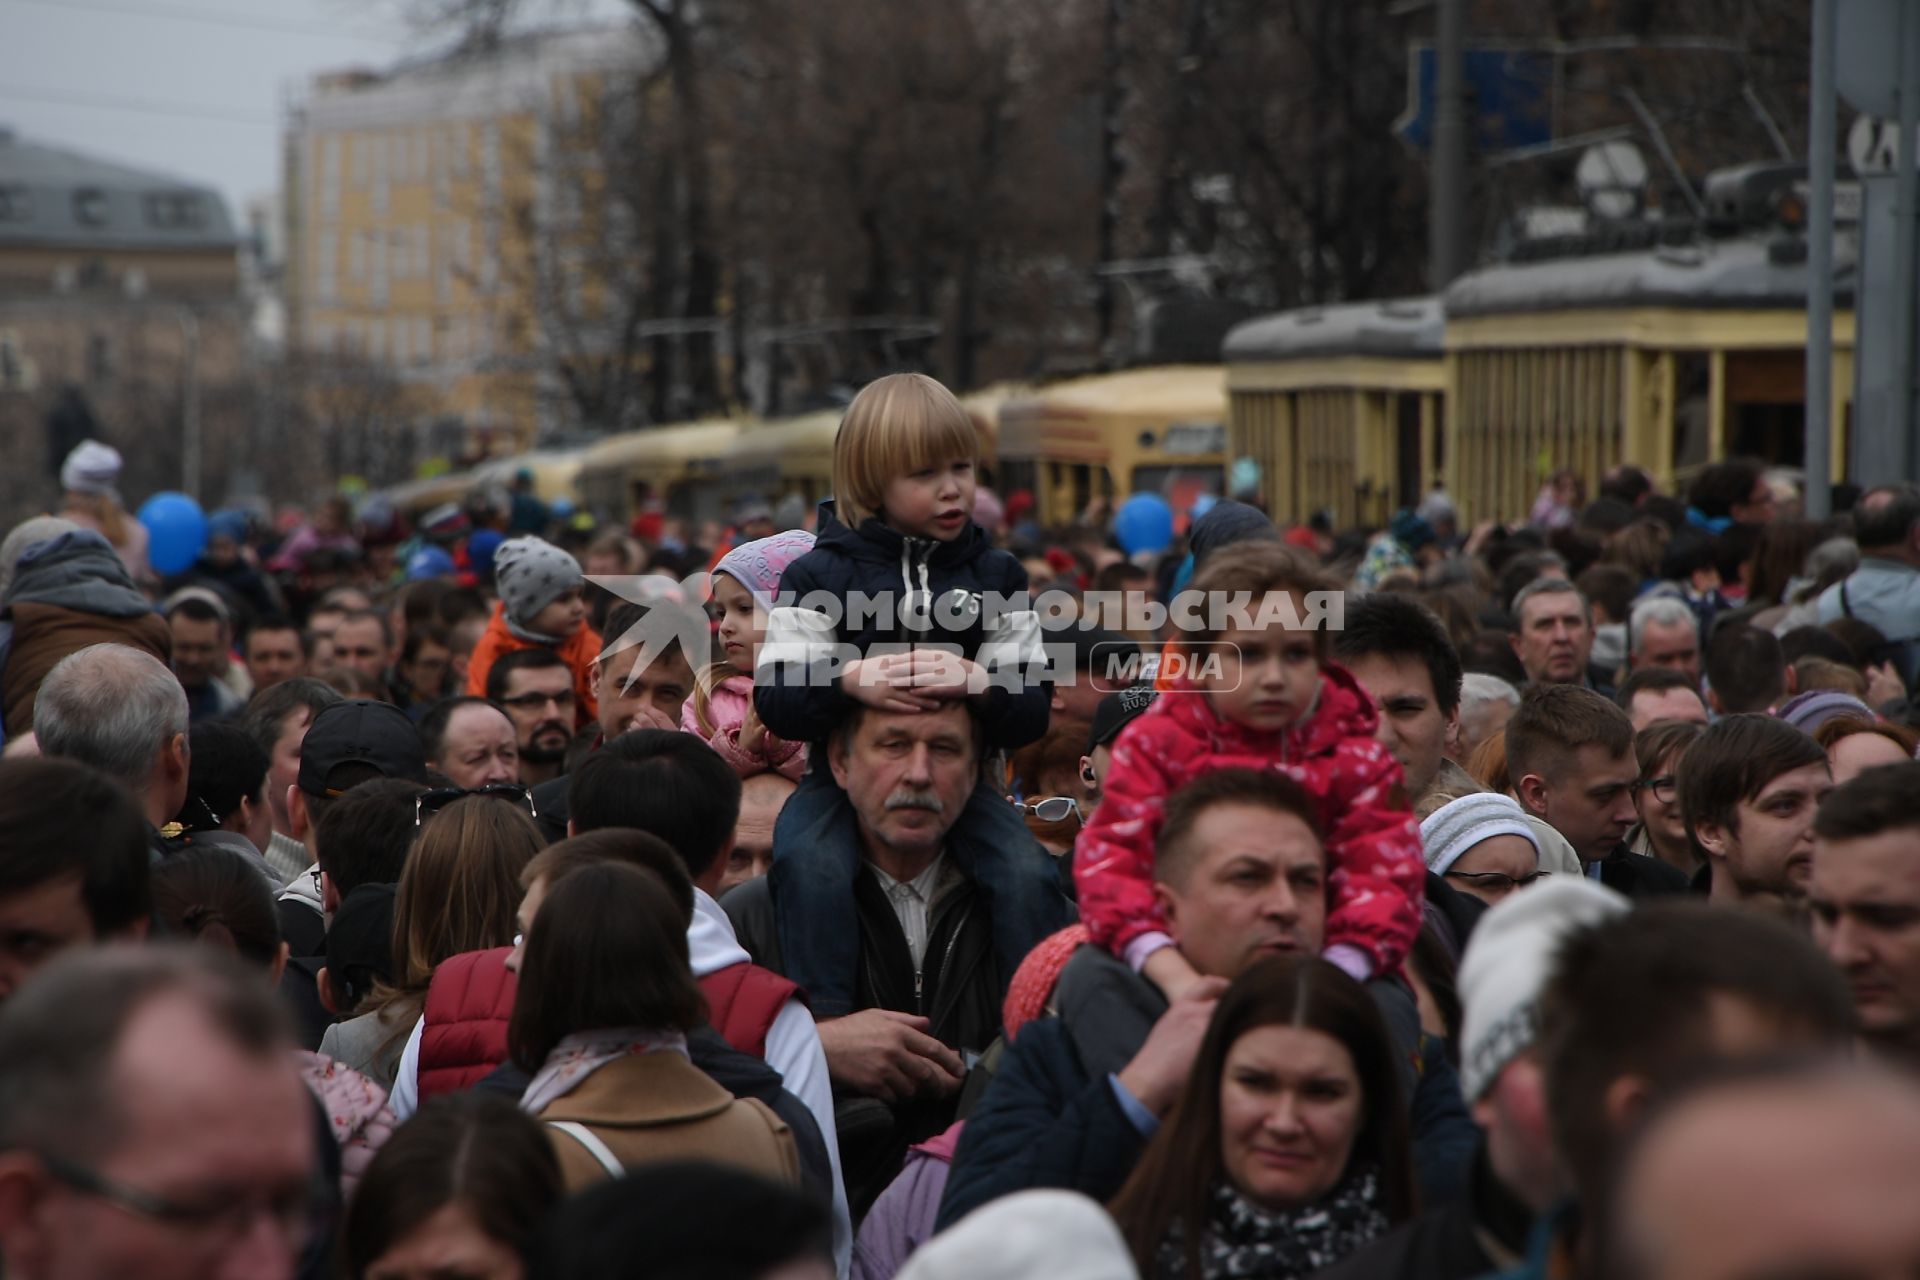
[1808, 0, 1837, 518]
[1897, 0, 1920, 480]
[1429, 0, 1466, 290]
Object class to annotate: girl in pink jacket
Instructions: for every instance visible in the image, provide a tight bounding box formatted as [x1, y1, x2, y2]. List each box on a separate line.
[1074, 543, 1424, 999]
[683, 530, 817, 779]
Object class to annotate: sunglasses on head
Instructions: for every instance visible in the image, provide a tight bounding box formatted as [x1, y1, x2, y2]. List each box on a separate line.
[415, 783, 538, 827]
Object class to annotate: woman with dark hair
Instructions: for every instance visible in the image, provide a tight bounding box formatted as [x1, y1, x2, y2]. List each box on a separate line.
[1108, 956, 1415, 1279]
[509, 860, 800, 1191]
[167, 720, 277, 884]
[346, 1092, 562, 1280]
[1814, 714, 1920, 786]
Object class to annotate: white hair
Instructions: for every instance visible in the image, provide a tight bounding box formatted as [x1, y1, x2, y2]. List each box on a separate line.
[1459, 672, 1521, 714]
[34, 644, 188, 792]
[1629, 597, 1697, 658]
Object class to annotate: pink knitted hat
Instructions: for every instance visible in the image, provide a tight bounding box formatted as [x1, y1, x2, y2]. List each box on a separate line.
[713, 529, 816, 605]
[1002, 924, 1090, 1041]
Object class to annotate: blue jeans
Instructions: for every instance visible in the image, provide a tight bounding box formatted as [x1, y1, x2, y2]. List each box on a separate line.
[768, 767, 1072, 1019]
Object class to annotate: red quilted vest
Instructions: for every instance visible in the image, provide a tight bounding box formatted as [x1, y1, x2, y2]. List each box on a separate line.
[699, 962, 802, 1059]
[418, 947, 517, 1103]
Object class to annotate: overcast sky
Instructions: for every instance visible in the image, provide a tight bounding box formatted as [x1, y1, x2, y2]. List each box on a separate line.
[0, 0, 625, 220]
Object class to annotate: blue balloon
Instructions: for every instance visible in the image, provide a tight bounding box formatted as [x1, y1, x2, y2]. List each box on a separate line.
[138, 492, 209, 576]
[1115, 493, 1175, 556]
[406, 546, 456, 581]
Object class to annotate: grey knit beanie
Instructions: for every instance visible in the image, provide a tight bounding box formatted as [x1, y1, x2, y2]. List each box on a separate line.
[493, 536, 583, 630]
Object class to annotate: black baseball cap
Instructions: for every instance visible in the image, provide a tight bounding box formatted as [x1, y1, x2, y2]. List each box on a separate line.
[297, 699, 429, 796]
[1087, 685, 1158, 754]
[1055, 627, 1143, 699]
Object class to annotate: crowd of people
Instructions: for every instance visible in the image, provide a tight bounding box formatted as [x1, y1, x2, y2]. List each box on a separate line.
[2, 401, 1920, 1280]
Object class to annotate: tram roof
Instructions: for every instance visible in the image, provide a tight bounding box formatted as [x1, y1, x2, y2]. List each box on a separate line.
[1443, 234, 1857, 318]
[1223, 297, 1443, 362]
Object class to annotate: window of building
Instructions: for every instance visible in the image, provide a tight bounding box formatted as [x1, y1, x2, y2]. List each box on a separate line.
[415, 223, 430, 279]
[321, 136, 342, 220]
[316, 233, 337, 299]
[145, 192, 206, 230]
[86, 333, 114, 384]
[0, 185, 33, 223]
[349, 233, 365, 282]
[0, 331, 34, 391]
[392, 319, 408, 365]
[414, 315, 431, 364]
[72, 188, 108, 227]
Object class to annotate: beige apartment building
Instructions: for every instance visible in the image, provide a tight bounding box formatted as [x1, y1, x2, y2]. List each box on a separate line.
[282, 25, 652, 457]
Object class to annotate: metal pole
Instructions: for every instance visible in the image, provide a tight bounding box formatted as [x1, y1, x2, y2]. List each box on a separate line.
[1806, 0, 1836, 519]
[1895, 0, 1920, 480]
[1094, 0, 1126, 364]
[179, 308, 201, 502]
[1430, 0, 1467, 289]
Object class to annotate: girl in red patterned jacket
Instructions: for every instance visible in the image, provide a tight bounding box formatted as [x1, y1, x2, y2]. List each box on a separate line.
[1073, 541, 1425, 999]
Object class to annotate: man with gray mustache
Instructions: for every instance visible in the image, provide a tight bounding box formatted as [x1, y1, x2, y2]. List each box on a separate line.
[725, 698, 1073, 1215]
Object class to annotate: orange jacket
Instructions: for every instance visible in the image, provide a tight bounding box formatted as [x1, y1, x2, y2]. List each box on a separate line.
[465, 604, 601, 727]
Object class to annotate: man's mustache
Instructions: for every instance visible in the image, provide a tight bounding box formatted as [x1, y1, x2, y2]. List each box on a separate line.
[884, 788, 945, 815]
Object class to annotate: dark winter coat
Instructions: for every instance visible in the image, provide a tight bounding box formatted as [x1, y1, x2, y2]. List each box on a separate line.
[754, 501, 1047, 750]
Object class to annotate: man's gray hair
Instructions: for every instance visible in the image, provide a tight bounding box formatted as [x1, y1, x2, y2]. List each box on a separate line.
[1460, 672, 1521, 713]
[1510, 577, 1589, 629]
[35, 644, 189, 791]
[1629, 597, 1697, 657]
[0, 944, 289, 1160]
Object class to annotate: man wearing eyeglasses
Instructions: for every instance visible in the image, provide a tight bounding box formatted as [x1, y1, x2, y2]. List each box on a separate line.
[0, 945, 319, 1280]
[486, 649, 578, 787]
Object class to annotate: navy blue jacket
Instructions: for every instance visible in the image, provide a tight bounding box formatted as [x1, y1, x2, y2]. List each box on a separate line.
[936, 1017, 1149, 1230]
[938, 947, 1477, 1230]
[754, 502, 1048, 750]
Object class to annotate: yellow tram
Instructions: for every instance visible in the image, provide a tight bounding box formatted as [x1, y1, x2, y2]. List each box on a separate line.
[1443, 234, 1855, 523]
[1223, 298, 1445, 528]
[574, 418, 746, 524]
[993, 366, 1227, 527]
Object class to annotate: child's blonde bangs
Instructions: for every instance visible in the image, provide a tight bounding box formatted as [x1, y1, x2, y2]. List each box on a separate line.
[833, 373, 977, 527]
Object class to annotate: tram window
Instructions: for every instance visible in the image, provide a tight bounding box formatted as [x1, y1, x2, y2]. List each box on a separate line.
[1672, 353, 1711, 472]
[1133, 465, 1223, 503]
[1730, 404, 1804, 467]
[1395, 395, 1422, 512]
[999, 460, 1038, 502]
[1725, 350, 1811, 467]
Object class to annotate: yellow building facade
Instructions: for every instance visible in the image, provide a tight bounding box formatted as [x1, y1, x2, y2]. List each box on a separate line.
[282, 26, 651, 459]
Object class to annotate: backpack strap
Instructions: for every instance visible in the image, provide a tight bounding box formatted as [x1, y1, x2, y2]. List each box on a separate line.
[547, 1121, 624, 1177]
[1841, 579, 1855, 620]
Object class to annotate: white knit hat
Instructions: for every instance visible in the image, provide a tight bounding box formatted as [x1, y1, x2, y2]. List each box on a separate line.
[897, 1190, 1138, 1280]
[1420, 792, 1541, 876]
[1457, 877, 1629, 1099]
[60, 440, 122, 496]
